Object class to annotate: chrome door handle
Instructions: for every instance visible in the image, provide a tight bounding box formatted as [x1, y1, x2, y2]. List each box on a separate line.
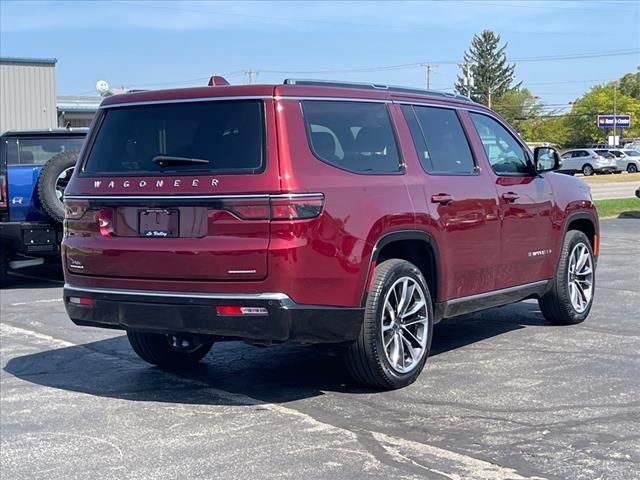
[502, 192, 519, 203]
[431, 194, 453, 205]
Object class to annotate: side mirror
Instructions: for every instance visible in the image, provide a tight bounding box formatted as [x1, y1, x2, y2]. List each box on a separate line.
[534, 147, 561, 173]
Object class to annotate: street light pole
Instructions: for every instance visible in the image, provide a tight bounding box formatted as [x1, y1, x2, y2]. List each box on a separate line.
[613, 81, 617, 147]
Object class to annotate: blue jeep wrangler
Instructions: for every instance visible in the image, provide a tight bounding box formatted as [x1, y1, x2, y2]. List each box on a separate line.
[0, 129, 87, 286]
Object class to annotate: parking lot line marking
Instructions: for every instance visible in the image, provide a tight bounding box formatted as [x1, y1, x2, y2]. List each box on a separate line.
[10, 298, 62, 307]
[1, 323, 75, 348]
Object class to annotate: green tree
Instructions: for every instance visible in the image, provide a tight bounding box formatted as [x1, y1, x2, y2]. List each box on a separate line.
[565, 80, 640, 146]
[455, 30, 520, 107]
[617, 68, 640, 99]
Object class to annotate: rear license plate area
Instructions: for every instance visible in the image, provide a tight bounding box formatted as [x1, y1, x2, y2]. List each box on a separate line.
[138, 209, 179, 238]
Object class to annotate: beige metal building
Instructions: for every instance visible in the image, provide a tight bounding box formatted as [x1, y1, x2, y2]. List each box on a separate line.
[0, 57, 58, 133]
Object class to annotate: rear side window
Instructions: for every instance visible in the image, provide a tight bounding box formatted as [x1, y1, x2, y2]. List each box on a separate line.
[302, 101, 401, 174]
[12, 137, 84, 165]
[401, 105, 476, 174]
[84, 100, 264, 174]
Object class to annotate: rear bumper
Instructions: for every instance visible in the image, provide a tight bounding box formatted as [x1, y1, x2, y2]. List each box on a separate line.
[63, 284, 364, 345]
[0, 221, 62, 257]
[595, 166, 619, 173]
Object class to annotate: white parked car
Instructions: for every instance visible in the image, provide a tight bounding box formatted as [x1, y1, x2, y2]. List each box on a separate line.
[559, 149, 619, 176]
[608, 149, 640, 173]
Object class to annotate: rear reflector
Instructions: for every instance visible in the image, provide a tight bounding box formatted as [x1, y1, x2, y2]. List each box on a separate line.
[68, 296, 93, 306]
[216, 306, 268, 316]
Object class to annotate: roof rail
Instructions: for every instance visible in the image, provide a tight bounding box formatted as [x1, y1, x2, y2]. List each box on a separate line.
[283, 78, 472, 102]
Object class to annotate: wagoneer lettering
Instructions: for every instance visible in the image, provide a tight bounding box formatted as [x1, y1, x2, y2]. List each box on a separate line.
[62, 78, 598, 390]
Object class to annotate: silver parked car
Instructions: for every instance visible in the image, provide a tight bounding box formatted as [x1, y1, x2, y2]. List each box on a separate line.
[560, 149, 619, 176]
[608, 149, 640, 173]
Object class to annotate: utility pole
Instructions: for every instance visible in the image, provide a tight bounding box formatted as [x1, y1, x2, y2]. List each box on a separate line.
[422, 63, 437, 89]
[613, 81, 617, 146]
[243, 70, 258, 84]
[460, 62, 474, 98]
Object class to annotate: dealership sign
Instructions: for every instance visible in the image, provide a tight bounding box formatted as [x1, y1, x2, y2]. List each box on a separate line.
[597, 115, 631, 128]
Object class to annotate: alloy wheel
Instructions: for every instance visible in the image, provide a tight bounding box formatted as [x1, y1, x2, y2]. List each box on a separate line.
[380, 276, 429, 374]
[567, 242, 594, 314]
[55, 167, 74, 202]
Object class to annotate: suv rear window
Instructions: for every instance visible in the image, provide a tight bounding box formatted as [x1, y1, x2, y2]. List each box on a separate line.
[302, 101, 401, 174]
[83, 100, 264, 174]
[9, 137, 84, 166]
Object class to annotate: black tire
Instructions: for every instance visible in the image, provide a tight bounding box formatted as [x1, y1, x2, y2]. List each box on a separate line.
[127, 330, 214, 368]
[0, 246, 9, 288]
[539, 230, 595, 325]
[345, 259, 433, 390]
[37, 150, 79, 223]
[582, 164, 594, 176]
[627, 164, 638, 173]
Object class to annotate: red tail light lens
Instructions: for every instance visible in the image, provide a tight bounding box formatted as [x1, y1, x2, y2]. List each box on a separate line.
[216, 306, 268, 316]
[98, 208, 114, 236]
[270, 194, 324, 220]
[68, 296, 93, 306]
[0, 175, 7, 209]
[219, 194, 324, 221]
[65, 199, 90, 219]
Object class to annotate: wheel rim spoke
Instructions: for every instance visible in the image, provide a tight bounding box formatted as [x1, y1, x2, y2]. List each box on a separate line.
[381, 275, 429, 374]
[567, 242, 594, 313]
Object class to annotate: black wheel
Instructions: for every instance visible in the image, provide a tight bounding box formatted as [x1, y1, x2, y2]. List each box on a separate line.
[345, 259, 433, 389]
[127, 331, 214, 368]
[627, 163, 638, 173]
[0, 246, 9, 288]
[582, 164, 594, 176]
[37, 150, 80, 223]
[539, 230, 595, 325]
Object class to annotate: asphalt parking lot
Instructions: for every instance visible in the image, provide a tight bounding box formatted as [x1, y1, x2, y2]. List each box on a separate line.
[1, 218, 638, 480]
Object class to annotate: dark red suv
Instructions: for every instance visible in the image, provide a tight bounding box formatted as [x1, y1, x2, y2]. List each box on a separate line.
[62, 79, 598, 389]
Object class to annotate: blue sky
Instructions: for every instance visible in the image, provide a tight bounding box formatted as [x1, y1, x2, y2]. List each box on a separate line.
[1, 0, 638, 109]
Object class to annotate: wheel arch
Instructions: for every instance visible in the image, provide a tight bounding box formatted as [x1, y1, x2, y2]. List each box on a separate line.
[362, 230, 440, 307]
[563, 211, 599, 258]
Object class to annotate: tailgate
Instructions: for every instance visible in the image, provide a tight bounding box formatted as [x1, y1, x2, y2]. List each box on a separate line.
[63, 96, 281, 281]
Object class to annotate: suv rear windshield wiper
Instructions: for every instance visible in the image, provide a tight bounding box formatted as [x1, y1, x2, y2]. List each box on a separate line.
[152, 155, 210, 168]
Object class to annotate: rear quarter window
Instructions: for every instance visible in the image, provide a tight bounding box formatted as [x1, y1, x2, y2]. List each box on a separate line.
[83, 100, 264, 175]
[301, 100, 401, 174]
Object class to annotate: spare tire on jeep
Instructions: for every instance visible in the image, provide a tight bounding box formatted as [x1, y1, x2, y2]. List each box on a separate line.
[37, 150, 79, 223]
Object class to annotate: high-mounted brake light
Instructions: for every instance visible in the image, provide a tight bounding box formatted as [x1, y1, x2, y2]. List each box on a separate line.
[0, 174, 7, 209]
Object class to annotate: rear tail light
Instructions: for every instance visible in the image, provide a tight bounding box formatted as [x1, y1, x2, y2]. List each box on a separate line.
[220, 194, 324, 221]
[65, 199, 90, 219]
[98, 208, 114, 236]
[0, 174, 7, 209]
[216, 306, 268, 316]
[270, 195, 324, 220]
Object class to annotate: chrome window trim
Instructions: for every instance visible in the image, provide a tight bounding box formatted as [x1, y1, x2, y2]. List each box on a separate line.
[100, 96, 272, 109]
[275, 96, 390, 104]
[64, 284, 290, 301]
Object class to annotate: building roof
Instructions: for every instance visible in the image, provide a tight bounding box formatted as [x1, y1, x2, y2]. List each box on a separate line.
[57, 95, 102, 113]
[0, 56, 57, 66]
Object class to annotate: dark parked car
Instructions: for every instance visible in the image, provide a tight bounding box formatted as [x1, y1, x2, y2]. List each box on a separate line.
[61, 79, 598, 389]
[0, 129, 87, 285]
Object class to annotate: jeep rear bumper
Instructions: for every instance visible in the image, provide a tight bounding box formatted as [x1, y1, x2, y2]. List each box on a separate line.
[0, 222, 62, 257]
[64, 284, 364, 345]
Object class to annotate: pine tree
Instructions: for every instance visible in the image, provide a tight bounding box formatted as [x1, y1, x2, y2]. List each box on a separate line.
[455, 30, 520, 107]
